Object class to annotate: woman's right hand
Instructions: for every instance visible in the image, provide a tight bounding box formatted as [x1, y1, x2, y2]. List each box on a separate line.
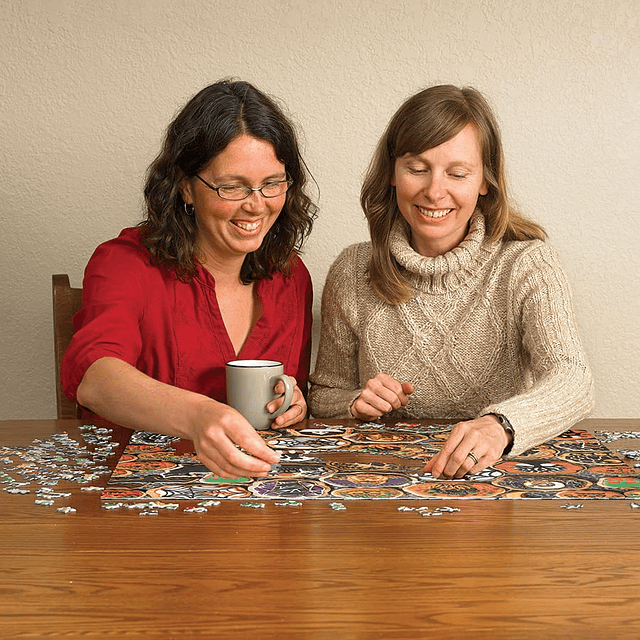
[350, 373, 414, 420]
[77, 358, 280, 480]
[189, 399, 281, 478]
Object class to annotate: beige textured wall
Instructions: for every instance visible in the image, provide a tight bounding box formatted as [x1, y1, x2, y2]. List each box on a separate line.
[1, 0, 638, 419]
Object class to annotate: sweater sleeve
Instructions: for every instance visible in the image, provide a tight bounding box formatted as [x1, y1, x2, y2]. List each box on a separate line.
[308, 246, 366, 418]
[481, 243, 595, 456]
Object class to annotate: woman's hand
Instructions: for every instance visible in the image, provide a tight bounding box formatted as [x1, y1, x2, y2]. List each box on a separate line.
[350, 373, 414, 420]
[269, 377, 307, 429]
[77, 357, 280, 479]
[188, 399, 281, 479]
[423, 415, 512, 478]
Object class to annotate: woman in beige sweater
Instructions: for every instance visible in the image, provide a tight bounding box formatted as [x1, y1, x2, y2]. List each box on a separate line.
[308, 85, 594, 479]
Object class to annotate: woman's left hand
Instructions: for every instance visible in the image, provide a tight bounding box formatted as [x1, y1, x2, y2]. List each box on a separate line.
[268, 377, 307, 429]
[423, 415, 512, 478]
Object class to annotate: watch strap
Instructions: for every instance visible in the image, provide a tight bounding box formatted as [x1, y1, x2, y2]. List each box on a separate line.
[491, 413, 514, 454]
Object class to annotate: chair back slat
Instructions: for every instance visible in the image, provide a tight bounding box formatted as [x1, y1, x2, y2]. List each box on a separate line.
[52, 274, 83, 419]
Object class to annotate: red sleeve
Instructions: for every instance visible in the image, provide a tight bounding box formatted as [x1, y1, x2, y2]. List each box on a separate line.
[61, 229, 149, 403]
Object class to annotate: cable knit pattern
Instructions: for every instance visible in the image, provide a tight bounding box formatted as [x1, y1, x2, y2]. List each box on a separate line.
[308, 212, 595, 457]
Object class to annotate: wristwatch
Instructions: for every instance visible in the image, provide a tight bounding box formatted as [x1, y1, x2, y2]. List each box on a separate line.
[492, 413, 514, 454]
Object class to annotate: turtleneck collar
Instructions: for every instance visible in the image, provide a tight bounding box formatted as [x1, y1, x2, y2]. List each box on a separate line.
[388, 210, 494, 294]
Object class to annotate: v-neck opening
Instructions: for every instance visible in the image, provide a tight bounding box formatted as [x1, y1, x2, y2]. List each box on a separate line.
[236, 278, 266, 358]
[196, 265, 266, 360]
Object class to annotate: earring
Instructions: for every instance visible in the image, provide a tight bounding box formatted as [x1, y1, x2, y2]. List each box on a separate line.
[184, 202, 194, 216]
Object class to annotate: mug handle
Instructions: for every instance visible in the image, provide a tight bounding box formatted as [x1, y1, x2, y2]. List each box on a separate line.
[269, 374, 294, 418]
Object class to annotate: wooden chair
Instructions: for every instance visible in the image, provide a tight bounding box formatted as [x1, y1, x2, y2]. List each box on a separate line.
[52, 274, 83, 418]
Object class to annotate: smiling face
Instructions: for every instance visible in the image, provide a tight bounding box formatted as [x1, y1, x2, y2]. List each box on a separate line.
[392, 123, 488, 257]
[179, 134, 287, 269]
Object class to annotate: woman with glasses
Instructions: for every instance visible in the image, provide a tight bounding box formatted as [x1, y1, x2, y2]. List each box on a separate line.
[62, 80, 317, 479]
[309, 85, 594, 478]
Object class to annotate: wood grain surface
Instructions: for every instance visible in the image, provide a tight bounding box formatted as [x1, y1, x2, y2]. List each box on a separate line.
[1, 418, 639, 639]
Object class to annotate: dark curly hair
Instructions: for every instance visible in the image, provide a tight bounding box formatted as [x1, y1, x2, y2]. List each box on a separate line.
[140, 79, 317, 283]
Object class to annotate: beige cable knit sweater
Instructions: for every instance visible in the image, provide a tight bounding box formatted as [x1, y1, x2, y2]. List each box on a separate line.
[308, 212, 594, 457]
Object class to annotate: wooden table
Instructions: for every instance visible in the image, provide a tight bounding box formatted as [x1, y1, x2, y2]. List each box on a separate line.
[1, 418, 639, 639]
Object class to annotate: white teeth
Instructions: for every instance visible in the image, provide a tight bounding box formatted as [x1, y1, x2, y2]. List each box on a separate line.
[417, 207, 452, 219]
[233, 220, 260, 231]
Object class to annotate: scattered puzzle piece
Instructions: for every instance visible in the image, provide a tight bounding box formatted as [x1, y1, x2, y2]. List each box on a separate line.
[240, 501, 265, 509]
[56, 506, 76, 514]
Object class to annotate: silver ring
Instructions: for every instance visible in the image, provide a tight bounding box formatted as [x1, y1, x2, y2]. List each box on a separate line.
[467, 450, 478, 465]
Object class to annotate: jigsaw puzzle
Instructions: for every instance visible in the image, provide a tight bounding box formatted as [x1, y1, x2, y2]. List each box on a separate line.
[102, 421, 640, 501]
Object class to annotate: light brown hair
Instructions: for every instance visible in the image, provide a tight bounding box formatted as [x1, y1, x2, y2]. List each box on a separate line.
[361, 84, 546, 304]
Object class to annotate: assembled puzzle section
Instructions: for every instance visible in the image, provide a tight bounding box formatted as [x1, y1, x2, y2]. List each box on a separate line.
[102, 421, 640, 501]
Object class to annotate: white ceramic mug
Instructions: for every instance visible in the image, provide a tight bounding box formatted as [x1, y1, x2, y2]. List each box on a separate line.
[225, 359, 294, 430]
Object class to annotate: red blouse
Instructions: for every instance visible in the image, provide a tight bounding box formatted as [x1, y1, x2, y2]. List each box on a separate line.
[61, 228, 313, 405]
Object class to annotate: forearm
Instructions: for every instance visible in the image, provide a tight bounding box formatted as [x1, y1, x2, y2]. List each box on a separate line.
[483, 363, 595, 457]
[494, 245, 596, 456]
[308, 383, 361, 419]
[76, 357, 210, 440]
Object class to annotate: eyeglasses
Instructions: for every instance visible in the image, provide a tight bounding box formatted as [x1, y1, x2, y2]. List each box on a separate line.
[194, 174, 292, 201]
